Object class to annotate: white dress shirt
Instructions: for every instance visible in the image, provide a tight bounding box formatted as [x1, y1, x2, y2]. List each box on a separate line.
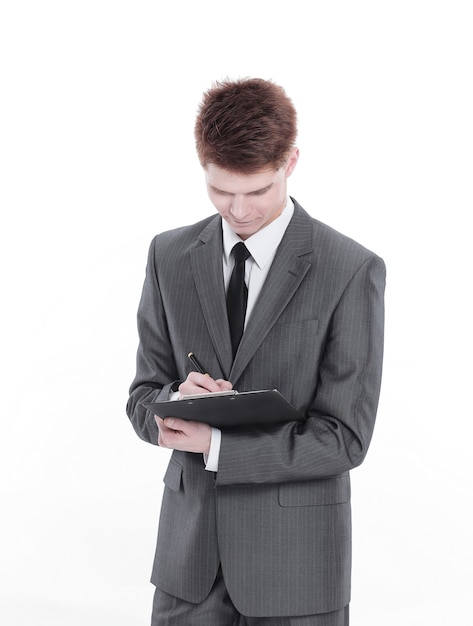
[204, 198, 294, 471]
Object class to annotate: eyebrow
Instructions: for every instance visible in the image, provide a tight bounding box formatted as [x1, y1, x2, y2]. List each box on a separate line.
[210, 182, 274, 196]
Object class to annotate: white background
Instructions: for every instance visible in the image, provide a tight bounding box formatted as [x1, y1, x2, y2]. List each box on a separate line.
[1, 1, 472, 624]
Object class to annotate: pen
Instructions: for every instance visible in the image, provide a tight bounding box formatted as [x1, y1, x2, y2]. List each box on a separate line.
[187, 352, 208, 375]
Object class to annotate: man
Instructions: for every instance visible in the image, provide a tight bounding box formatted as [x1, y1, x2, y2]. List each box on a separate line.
[127, 78, 385, 625]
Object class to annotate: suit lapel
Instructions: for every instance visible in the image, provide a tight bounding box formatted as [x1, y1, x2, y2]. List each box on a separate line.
[230, 202, 314, 385]
[190, 203, 315, 385]
[190, 216, 233, 378]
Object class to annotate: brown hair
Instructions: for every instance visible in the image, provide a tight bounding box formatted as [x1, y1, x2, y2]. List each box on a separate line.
[194, 78, 297, 173]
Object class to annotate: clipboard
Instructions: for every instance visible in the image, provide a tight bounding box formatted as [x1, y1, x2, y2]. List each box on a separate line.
[142, 389, 304, 429]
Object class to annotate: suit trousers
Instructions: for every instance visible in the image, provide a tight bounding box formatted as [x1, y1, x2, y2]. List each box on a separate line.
[151, 568, 349, 626]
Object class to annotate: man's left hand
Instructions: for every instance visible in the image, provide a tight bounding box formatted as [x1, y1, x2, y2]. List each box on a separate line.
[156, 416, 212, 454]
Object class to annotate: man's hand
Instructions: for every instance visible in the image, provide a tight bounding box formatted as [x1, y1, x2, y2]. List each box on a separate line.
[157, 417, 212, 454]
[155, 371, 232, 453]
[178, 371, 233, 398]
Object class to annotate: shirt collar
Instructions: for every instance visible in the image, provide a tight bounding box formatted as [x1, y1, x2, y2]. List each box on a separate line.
[222, 198, 294, 270]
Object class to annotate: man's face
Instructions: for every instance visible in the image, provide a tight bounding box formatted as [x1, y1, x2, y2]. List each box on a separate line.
[204, 149, 299, 240]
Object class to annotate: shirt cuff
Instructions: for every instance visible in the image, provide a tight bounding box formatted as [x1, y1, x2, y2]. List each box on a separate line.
[204, 427, 221, 472]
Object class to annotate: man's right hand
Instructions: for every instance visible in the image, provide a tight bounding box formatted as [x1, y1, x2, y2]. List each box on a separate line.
[178, 372, 233, 398]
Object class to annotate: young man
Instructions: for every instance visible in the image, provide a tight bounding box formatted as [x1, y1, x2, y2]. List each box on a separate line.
[127, 78, 386, 625]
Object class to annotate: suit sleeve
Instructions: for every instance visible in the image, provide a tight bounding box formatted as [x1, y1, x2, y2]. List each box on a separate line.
[216, 254, 386, 485]
[126, 237, 180, 445]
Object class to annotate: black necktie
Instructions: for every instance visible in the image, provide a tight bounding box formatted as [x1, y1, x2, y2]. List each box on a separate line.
[227, 242, 251, 357]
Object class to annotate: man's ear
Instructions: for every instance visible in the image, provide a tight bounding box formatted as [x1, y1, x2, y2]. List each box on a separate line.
[284, 147, 300, 178]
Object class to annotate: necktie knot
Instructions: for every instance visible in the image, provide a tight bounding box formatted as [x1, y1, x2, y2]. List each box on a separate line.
[232, 242, 250, 262]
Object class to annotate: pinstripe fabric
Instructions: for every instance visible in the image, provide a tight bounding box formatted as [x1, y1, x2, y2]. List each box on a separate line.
[152, 568, 239, 625]
[127, 199, 385, 619]
[152, 569, 348, 625]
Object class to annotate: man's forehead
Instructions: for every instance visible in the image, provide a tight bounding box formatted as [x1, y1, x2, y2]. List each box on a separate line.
[205, 164, 279, 193]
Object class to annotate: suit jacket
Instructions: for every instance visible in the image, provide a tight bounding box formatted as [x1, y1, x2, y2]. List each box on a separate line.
[126, 199, 386, 618]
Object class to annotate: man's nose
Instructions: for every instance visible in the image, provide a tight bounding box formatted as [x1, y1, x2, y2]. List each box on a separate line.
[230, 196, 250, 219]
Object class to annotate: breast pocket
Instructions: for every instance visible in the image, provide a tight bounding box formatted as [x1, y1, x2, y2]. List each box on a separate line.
[278, 474, 350, 507]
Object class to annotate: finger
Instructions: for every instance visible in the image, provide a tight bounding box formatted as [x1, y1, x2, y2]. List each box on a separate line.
[180, 372, 222, 395]
[215, 379, 233, 391]
[191, 372, 222, 391]
[157, 417, 183, 448]
[163, 417, 187, 432]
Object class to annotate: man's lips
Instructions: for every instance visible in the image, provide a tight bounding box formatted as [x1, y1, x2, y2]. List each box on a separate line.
[228, 217, 254, 226]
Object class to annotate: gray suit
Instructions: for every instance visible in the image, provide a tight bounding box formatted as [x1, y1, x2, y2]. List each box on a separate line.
[127, 199, 385, 618]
